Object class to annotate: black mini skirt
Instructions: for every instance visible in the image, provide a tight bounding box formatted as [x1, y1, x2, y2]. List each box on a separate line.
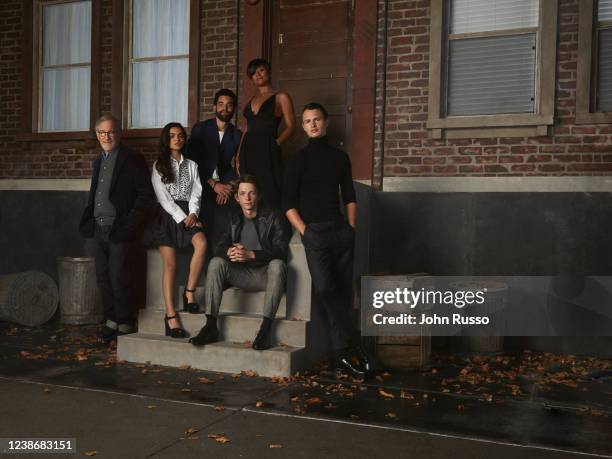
[143, 200, 204, 249]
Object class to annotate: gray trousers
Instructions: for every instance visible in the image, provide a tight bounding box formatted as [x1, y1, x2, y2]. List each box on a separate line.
[204, 257, 287, 319]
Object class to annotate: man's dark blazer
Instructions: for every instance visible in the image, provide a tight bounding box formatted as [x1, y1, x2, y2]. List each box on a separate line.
[186, 118, 241, 184]
[79, 145, 155, 243]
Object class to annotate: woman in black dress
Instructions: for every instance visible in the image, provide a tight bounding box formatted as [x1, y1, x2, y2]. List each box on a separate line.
[237, 58, 295, 209]
[151, 123, 207, 338]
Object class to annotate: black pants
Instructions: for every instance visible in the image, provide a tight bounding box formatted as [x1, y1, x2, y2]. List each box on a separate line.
[94, 224, 133, 326]
[302, 220, 356, 351]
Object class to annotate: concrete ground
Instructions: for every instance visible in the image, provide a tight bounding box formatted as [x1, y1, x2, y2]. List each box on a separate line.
[0, 322, 610, 458]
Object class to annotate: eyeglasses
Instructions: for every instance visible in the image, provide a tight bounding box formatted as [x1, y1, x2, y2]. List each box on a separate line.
[96, 130, 117, 137]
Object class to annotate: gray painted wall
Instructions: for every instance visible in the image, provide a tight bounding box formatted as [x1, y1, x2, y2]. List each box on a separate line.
[0, 191, 90, 281]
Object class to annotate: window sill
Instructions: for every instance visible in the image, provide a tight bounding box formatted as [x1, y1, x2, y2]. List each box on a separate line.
[427, 114, 552, 139]
[120, 128, 163, 139]
[575, 112, 612, 125]
[16, 131, 96, 142]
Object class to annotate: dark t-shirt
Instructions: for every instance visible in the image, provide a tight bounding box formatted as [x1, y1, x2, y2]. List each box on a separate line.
[239, 217, 262, 250]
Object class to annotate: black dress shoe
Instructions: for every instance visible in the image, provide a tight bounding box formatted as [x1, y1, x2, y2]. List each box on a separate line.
[95, 325, 117, 341]
[252, 327, 272, 351]
[354, 345, 373, 374]
[189, 324, 219, 346]
[334, 354, 367, 379]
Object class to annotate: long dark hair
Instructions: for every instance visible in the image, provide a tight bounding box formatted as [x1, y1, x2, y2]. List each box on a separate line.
[156, 122, 187, 184]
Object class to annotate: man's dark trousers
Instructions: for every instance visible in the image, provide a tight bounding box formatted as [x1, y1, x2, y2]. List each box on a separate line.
[94, 224, 133, 327]
[302, 219, 356, 351]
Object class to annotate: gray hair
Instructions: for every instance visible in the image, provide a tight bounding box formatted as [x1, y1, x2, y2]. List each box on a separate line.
[95, 113, 120, 129]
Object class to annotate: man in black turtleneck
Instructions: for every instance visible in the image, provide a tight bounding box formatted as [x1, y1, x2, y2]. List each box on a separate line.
[283, 102, 369, 378]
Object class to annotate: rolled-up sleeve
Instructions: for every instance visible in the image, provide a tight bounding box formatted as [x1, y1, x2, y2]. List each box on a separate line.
[151, 162, 187, 223]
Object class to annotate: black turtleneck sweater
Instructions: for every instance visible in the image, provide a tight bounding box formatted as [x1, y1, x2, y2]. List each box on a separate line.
[282, 136, 356, 224]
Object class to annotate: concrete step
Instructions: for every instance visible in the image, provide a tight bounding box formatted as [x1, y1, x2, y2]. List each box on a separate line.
[117, 333, 306, 377]
[179, 287, 288, 317]
[137, 309, 307, 348]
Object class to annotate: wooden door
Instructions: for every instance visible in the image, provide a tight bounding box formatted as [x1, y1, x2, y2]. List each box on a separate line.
[271, 0, 353, 157]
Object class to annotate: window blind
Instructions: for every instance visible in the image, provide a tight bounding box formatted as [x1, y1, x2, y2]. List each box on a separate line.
[447, 33, 536, 116]
[451, 0, 538, 34]
[598, 28, 612, 111]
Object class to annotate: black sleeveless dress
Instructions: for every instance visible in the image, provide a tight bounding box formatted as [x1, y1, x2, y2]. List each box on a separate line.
[241, 94, 283, 209]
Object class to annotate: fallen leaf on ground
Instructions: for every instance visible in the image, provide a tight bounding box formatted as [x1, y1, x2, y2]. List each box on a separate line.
[198, 377, 214, 384]
[269, 444, 283, 448]
[208, 433, 230, 444]
[178, 364, 191, 370]
[83, 451, 97, 457]
[255, 400, 264, 408]
[305, 397, 322, 405]
[181, 388, 192, 393]
[214, 406, 225, 411]
[147, 405, 156, 409]
[378, 388, 395, 399]
[385, 412, 397, 419]
[185, 427, 198, 436]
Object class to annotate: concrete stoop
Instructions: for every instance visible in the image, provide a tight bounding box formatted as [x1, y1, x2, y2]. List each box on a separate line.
[118, 231, 325, 377]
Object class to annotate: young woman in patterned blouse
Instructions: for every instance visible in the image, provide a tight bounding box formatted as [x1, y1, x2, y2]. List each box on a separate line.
[150, 122, 207, 338]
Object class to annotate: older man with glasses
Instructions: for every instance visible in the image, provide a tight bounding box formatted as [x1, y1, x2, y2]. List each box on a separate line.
[79, 113, 155, 343]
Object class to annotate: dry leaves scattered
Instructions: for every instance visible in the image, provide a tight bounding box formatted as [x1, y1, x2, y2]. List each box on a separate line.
[208, 433, 230, 444]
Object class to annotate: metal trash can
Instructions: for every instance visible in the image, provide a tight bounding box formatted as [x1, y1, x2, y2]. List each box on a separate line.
[57, 257, 102, 325]
[449, 280, 508, 353]
[0, 271, 58, 327]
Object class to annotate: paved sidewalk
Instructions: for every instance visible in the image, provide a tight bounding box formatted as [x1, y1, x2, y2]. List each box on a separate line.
[0, 322, 610, 458]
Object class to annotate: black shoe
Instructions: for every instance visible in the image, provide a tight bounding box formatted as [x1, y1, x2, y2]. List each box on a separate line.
[334, 354, 367, 379]
[354, 345, 373, 375]
[183, 288, 200, 313]
[189, 324, 219, 346]
[252, 327, 272, 351]
[165, 314, 188, 339]
[95, 325, 117, 341]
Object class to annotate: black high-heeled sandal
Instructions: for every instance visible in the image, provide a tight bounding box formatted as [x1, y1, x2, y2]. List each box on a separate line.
[165, 313, 188, 338]
[183, 287, 200, 314]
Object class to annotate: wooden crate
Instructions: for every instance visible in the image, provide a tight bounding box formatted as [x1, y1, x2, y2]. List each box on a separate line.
[376, 335, 431, 370]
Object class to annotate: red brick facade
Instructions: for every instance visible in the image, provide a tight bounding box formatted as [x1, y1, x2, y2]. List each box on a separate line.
[0, 0, 610, 179]
[378, 0, 612, 177]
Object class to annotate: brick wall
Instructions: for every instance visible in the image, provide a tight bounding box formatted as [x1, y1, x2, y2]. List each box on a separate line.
[379, 0, 612, 177]
[2, 0, 610, 180]
[0, 0, 239, 179]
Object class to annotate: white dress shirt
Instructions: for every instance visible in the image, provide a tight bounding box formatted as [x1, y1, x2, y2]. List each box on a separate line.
[152, 155, 203, 223]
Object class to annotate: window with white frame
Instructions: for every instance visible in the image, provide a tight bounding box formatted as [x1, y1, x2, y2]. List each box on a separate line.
[596, 0, 612, 111]
[127, 0, 190, 129]
[39, 0, 91, 132]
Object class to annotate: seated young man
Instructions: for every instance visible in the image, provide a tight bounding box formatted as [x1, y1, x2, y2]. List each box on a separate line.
[189, 175, 289, 350]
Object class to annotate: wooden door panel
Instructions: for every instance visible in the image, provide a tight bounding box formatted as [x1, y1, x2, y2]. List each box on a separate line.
[273, 0, 353, 155]
[282, 78, 347, 107]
